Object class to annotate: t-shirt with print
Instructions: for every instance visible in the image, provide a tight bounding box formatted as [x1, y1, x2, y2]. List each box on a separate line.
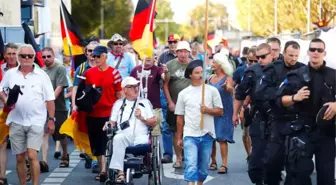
[175, 84, 223, 138]
[166, 58, 191, 103]
[85, 66, 122, 117]
[110, 98, 154, 145]
[130, 65, 163, 109]
[43, 63, 68, 111]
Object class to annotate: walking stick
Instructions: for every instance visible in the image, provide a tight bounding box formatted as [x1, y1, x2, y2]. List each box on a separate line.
[200, 0, 209, 130]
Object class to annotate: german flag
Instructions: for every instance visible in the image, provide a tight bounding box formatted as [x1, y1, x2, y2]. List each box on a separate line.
[0, 29, 4, 64]
[22, 22, 44, 67]
[60, 0, 84, 56]
[129, 0, 156, 59]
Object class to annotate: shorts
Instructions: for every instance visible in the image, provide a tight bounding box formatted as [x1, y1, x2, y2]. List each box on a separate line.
[151, 108, 162, 136]
[166, 110, 177, 133]
[86, 116, 109, 156]
[52, 111, 68, 141]
[9, 122, 44, 154]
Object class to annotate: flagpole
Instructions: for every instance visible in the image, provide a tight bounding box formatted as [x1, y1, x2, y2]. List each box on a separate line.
[200, 0, 209, 130]
[60, 0, 74, 77]
[139, 0, 156, 99]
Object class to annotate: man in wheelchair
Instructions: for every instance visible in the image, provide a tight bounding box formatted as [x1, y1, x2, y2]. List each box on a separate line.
[103, 77, 156, 183]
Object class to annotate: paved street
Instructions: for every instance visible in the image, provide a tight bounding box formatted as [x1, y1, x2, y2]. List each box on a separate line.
[5, 127, 320, 185]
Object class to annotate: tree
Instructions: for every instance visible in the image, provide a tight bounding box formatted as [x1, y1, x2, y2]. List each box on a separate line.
[236, 0, 336, 36]
[71, 0, 133, 39]
[180, 2, 229, 42]
[154, 0, 181, 44]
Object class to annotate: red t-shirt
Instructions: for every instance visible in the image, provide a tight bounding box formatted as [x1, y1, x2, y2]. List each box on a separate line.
[85, 66, 122, 117]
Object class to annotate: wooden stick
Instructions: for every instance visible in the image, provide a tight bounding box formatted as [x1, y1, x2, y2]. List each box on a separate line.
[200, 0, 209, 130]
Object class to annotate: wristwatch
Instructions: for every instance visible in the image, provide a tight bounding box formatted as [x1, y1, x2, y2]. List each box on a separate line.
[48, 117, 56, 122]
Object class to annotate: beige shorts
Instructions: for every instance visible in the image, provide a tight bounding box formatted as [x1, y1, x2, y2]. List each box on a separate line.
[9, 122, 44, 154]
[151, 108, 162, 136]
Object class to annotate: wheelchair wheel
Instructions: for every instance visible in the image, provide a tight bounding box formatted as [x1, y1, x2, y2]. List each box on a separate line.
[126, 168, 134, 185]
[152, 137, 163, 185]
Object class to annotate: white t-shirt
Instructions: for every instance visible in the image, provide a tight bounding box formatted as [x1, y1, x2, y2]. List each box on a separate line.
[0, 66, 55, 127]
[175, 84, 223, 138]
[110, 98, 154, 145]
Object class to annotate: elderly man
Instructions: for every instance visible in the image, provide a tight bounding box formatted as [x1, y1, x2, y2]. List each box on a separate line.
[84, 46, 122, 182]
[130, 56, 166, 137]
[163, 41, 192, 167]
[0, 43, 19, 185]
[0, 44, 55, 185]
[103, 76, 156, 183]
[106, 33, 135, 79]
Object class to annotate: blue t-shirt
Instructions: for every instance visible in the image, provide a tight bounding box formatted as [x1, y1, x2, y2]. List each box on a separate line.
[73, 61, 91, 86]
[106, 52, 135, 79]
[232, 64, 247, 85]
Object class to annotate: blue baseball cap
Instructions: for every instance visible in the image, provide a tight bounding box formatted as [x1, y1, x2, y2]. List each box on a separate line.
[92, 46, 108, 56]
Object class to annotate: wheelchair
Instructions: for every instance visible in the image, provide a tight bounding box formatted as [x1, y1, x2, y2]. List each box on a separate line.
[104, 126, 163, 185]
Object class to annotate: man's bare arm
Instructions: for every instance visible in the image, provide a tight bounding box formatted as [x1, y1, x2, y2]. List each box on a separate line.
[163, 72, 173, 103]
[54, 86, 63, 99]
[46, 100, 55, 118]
[176, 115, 184, 139]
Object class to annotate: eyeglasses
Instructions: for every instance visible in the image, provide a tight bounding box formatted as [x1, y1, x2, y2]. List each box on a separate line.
[92, 55, 101, 59]
[168, 41, 177, 44]
[125, 85, 139, 89]
[309, 47, 324, 53]
[87, 49, 93, 53]
[19, 54, 34, 59]
[42, 55, 52, 59]
[113, 43, 123, 46]
[256, 52, 270, 60]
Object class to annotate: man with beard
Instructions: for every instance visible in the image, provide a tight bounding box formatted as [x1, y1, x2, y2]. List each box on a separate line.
[42, 47, 69, 171]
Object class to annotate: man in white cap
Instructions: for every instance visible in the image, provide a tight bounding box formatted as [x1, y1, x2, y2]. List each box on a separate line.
[106, 33, 135, 79]
[103, 76, 156, 183]
[162, 40, 192, 167]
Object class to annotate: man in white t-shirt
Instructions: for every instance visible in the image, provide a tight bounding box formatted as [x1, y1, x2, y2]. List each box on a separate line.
[103, 76, 156, 183]
[175, 60, 223, 185]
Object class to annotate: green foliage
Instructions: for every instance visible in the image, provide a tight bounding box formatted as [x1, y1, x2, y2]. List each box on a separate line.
[180, 2, 228, 41]
[236, 0, 336, 36]
[155, 0, 181, 43]
[71, 0, 133, 39]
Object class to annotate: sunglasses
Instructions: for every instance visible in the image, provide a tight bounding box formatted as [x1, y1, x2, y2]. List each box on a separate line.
[309, 47, 324, 53]
[19, 54, 34, 59]
[248, 59, 258, 63]
[87, 49, 93, 53]
[125, 85, 139, 89]
[113, 43, 123, 46]
[42, 55, 52, 59]
[256, 52, 270, 60]
[92, 55, 101, 59]
[168, 41, 177, 44]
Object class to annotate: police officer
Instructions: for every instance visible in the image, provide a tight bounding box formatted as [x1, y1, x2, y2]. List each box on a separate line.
[233, 43, 273, 185]
[276, 38, 336, 185]
[256, 41, 305, 185]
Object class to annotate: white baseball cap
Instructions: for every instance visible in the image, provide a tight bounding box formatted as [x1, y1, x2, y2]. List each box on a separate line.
[107, 33, 125, 48]
[121, 77, 140, 88]
[176, 41, 191, 52]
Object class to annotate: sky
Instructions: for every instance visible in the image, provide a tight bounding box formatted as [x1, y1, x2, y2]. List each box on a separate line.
[131, 0, 240, 27]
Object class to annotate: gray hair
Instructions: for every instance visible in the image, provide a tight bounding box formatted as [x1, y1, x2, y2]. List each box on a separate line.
[16, 44, 36, 60]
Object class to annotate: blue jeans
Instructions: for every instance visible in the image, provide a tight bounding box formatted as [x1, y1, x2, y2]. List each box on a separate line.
[183, 134, 214, 182]
[160, 90, 173, 158]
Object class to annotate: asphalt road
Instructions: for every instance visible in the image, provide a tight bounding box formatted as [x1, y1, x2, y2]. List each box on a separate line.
[5, 127, 321, 185]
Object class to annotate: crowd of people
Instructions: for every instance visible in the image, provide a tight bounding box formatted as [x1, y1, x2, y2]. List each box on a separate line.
[0, 31, 334, 185]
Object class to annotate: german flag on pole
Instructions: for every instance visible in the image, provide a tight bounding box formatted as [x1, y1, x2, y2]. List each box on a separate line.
[0, 29, 4, 64]
[22, 22, 44, 67]
[60, 0, 84, 56]
[129, 0, 156, 59]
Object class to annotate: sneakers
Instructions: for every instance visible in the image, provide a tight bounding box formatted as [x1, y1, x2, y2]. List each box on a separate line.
[92, 161, 99, 173]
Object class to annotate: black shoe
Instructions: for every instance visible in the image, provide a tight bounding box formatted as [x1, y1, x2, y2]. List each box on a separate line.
[161, 156, 172, 163]
[54, 151, 61, 159]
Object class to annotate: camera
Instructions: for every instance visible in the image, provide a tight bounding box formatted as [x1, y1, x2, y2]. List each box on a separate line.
[120, 120, 130, 130]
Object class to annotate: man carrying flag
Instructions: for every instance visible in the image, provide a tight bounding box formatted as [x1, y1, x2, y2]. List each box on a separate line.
[22, 22, 44, 68]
